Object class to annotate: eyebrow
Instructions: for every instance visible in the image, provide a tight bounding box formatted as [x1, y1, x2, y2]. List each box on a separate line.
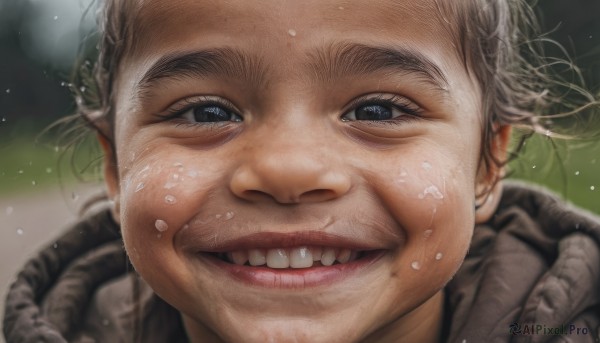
[137, 42, 449, 97]
[137, 48, 266, 97]
[307, 42, 449, 91]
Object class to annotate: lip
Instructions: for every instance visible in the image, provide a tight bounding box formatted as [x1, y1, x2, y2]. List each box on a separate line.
[197, 249, 387, 289]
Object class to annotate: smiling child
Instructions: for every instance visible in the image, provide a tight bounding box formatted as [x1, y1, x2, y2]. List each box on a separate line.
[4, 0, 600, 342]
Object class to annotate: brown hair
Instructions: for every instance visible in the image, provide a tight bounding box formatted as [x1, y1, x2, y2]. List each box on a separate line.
[67, 0, 598, 186]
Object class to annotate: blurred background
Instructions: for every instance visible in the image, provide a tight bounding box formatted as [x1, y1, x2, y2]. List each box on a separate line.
[0, 0, 599, 340]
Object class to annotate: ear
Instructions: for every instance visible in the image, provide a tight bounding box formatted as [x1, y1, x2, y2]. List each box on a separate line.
[475, 125, 511, 224]
[98, 134, 121, 224]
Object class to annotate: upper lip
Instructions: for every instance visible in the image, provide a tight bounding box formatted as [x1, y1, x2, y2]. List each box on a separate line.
[175, 216, 403, 253]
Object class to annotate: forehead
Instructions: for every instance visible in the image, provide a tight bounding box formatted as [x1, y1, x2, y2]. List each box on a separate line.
[128, 0, 456, 60]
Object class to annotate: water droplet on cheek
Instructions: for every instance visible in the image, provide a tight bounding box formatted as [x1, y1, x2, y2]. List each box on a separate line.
[410, 261, 421, 270]
[225, 211, 234, 220]
[164, 195, 177, 204]
[288, 29, 297, 37]
[155, 219, 169, 232]
[423, 229, 433, 239]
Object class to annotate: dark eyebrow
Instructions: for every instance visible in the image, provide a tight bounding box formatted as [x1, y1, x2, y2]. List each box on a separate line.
[137, 48, 265, 97]
[307, 42, 449, 91]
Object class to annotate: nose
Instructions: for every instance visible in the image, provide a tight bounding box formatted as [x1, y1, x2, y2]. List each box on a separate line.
[229, 146, 351, 204]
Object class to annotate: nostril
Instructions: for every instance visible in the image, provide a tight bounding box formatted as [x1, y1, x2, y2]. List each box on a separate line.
[298, 189, 337, 202]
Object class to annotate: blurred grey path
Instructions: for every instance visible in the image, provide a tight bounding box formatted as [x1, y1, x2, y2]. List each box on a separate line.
[0, 184, 102, 342]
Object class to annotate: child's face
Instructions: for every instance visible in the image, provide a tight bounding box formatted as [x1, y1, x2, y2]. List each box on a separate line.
[104, 0, 503, 341]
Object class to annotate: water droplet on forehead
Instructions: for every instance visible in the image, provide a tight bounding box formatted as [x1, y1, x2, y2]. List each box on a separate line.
[410, 261, 421, 270]
[135, 182, 145, 192]
[164, 195, 177, 204]
[155, 219, 169, 232]
[288, 29, 297, 37]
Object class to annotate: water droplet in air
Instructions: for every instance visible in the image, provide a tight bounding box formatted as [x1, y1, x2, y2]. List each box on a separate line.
[164, 195, 177, 204]
[575, 171, 580, 176]
[6, 206, 14, 215]
[16, 227, 24, 235]
[60, 81, 66, 87]
[18, 170, 23, 174]
[155, 219, 169, 232]
[591, 186, 596, 191]
[135, 182, 145, 192]
[225, 211, 234, 220]
[575, 223, 580, 230]
[53, 243, 58, 249]
[5, 89, 10, 94]
[46, 167, 52, 173]
[532, 165, 536, 169]
[102, 319, 109, 326]
[31, 180, 36, 186]
[435, 252, 443, 260]
[79, 86, 86, 92]
[288, 29, 297, 37]
[53, 15, 58, 20]
[410, 261, 421, 270]
[1, 117, 5, 122]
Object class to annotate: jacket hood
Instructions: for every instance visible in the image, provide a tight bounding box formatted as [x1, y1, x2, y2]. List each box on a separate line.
[4, 182, 600, 342]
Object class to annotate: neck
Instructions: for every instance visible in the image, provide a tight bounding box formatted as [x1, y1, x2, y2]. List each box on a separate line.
[363, 290, 444, 343]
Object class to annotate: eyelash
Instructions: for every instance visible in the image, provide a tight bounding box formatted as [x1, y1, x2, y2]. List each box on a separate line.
[161, 96, 241, 127]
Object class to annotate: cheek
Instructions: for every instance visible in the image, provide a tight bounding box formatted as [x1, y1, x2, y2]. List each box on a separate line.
[375, 156, 475, 282]
[117, 156, 222, 280]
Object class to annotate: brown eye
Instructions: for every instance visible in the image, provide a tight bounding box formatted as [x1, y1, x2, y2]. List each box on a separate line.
[183, 105, 242, 123]
[354, 105, 393, 120]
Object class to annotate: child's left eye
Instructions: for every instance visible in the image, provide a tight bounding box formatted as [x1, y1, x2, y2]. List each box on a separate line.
[342, 95, 422, 122]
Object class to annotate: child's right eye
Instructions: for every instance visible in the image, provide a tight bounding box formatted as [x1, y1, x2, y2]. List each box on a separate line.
[180, 104, 243, 123]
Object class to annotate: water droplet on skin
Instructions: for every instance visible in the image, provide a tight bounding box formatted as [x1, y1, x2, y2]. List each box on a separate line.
[46, 167, 52, 173]
[418, 185, 444, 200]
[16, 227, 24, 235]
[6, 206, 14, 215]
[187, 170, 198, 178]
[435, 252, 443, 261]
[173, 162, 183, 167]
[135, 182, 145, 192]
[575, 171, 580, 176]
[423, 229, 433, 238]
[155, 219, 169, 232]
[164, 182, 177, 189]
[215, 214, 222, 219]
[422, 161, 432, 170]
[410, 261, 421, 270]
[288, 29, 297, 37]
[164, 195, 177, 204]
[225, 211, 234, 220]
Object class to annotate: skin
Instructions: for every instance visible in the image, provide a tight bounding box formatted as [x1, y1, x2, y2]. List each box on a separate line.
[100, 0, 510, 342]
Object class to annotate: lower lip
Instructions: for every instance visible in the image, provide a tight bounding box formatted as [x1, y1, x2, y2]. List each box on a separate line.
[198, 250, 386, 289]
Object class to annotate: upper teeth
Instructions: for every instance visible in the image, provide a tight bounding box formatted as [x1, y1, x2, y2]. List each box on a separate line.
[225, 246, 359, 269]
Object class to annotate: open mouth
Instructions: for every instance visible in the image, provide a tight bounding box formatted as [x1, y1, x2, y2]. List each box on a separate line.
[208, 246, 373, 269]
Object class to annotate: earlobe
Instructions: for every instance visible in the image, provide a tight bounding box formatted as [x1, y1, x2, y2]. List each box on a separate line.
[98, 134, 121, 224]
[475, 125, 511, 224]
